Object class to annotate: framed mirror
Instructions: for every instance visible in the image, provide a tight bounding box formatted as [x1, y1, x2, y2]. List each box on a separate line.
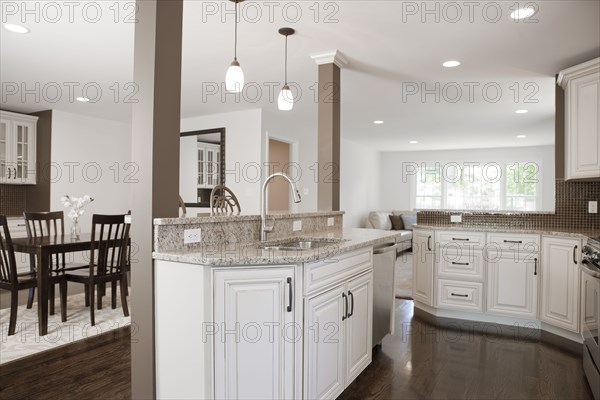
[179, 127, 225, 208]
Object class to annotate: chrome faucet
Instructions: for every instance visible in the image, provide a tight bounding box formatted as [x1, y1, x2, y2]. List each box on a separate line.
[261, 172, 302, 241]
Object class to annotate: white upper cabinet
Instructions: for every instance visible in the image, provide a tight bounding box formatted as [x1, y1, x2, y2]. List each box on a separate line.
[558, 58, 600, 180]
[0, 110, 38, 185]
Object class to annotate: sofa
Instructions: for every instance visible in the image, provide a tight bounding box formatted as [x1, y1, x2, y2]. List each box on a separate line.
[365, 210, 416, 252]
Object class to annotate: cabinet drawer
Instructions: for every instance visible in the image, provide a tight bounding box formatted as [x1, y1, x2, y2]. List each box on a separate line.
[486, 232, 540, 255]
[436, 279, 483, 312]
[436, 230, 485, 248]
[7, 218, 27, 238]
[304, 248, 372, 296]
[437, 249, 484, 281]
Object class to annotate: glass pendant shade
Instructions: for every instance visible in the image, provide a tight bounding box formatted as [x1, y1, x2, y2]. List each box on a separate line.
[226, 59, 244, 92]
[278, 85, 293, 111]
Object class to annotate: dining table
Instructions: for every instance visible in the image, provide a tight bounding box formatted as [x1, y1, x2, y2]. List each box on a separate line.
[11, 233, 95, 336]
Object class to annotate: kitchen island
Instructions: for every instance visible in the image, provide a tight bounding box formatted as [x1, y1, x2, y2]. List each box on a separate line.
[152, 212, 402, 400]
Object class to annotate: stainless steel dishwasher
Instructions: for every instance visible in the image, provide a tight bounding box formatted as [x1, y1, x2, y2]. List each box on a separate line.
[372, 241, 398, 346]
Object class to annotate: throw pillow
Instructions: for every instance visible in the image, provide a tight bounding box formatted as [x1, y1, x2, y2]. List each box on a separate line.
[400, 214, 417, 230]
[368, 212, 392, 230]
[389, 215, 404, 230]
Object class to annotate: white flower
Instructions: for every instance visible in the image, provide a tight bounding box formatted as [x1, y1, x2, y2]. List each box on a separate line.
[62, 194, 94, 221]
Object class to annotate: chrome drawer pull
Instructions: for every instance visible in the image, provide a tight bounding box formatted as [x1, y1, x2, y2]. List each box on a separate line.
[451, 293, 469, 298]
[503, 240, 523, 244]
[451, 262, 469, 266]
[452, 238, 469, 241]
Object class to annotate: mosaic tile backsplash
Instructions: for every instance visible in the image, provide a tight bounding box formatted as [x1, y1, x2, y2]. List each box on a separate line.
[417, 179, 600, 231]
[0, 185, 26, 217]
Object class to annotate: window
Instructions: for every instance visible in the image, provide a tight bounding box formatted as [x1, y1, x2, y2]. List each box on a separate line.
[412, 161, 540, 211]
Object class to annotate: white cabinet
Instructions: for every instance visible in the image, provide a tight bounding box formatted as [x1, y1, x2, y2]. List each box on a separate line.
[213, 267, 296, 400]
[304, 249, 373, 400]
[0, 110, 37, 184]
[486, 233, 540, 319]
[413, 229, 434, 306]
[558, 57, 600, 180]
[198, 142, 220, 188]
[541, 236, 581, 332]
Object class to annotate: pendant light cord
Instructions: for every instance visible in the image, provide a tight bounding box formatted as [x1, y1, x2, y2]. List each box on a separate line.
[234, 0, 238, 60]
[284, 34, 288, 85]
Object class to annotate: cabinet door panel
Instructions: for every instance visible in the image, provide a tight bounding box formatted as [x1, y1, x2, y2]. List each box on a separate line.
[487, 257, 538, 318]
[413, 230, 434, 306]
[305, 286, 345, 400]
[541, 237, 580, 332]
[214, 267, 295, 400]
[345, 271, 373, 383]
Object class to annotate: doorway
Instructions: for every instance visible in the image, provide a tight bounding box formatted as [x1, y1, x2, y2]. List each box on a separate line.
[268, 138, 291, 212]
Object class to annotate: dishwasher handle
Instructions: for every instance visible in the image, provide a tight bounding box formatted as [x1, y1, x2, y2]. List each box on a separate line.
[373, 243, 398, 255]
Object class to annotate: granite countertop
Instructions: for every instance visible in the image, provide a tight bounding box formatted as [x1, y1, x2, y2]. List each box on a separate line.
[154, 211, 345, 225]
[413, 224, 599, 240]
[152, 228, 401, 266]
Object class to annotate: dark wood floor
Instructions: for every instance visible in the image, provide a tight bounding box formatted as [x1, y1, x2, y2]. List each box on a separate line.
[339, 300, 593, 400]
[0, 301, 593, 399]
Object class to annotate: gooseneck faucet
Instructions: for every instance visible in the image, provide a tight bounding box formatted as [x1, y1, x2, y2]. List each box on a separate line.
[261, 172, 302, 241]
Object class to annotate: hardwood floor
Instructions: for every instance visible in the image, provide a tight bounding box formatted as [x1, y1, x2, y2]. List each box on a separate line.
[0, 326, 130, 399]
[0, 300, 592, 399]
[339, 300, 593, 400]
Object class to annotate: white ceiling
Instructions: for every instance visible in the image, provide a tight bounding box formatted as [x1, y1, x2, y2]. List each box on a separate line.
[1, 0, 599, 151]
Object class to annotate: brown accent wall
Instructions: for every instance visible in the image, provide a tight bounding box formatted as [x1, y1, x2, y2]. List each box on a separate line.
[25, 110, 52, 212]
[268, 139, 291, 211]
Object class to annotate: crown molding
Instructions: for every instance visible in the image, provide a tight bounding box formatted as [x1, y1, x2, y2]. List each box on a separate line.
[310, 50, 348, 68]
[557, 57, 600, 88]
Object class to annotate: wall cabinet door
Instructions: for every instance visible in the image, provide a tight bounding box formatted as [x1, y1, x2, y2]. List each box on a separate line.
[213, 267, 296, 400]
[541, 236, 580, 332]
[560, 58, 600, 180]
[0, 111, 37, 185]
[305, 285, 346, 400]
[413, 229, 434, 306]
[487, 255, 539, 319]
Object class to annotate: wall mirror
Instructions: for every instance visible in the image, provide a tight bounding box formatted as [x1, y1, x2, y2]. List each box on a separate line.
[179, 127, 225, 208]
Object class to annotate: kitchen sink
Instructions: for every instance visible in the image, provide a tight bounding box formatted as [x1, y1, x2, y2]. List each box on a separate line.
[259, 237, 347, 251]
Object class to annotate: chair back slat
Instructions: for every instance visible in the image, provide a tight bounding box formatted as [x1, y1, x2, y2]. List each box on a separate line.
[23, 211, 68, 273]
[90, 214, 131, 277]
[0, 215, 19, 284]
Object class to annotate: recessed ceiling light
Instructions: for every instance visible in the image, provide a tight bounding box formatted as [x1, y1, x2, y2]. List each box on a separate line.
[373, 120, 384, 124]
[4, 24, 29, 34]
[409, 140, 418, 144]
[76, 97, 90, 102]
[510, 7, 536, 20]
[516, 135, 527, 139]
[442, 60, 461, 68]
[515, 109, 529, 114]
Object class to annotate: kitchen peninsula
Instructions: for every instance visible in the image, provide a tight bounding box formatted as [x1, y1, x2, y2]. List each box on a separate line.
[152, 211, 401, 399]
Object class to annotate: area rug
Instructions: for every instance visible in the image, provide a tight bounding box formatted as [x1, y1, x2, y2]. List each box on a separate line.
[0, 289, 131, 364]
[395, 251, 413, 299]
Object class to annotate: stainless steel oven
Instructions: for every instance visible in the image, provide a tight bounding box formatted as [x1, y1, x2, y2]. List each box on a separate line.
[582, 237, 600, 400]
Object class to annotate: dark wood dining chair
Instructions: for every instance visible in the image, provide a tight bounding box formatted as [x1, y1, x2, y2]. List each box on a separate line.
[0, 214, 39, 335]
[23, 211, 87, 319]
[66, 214, 131, 326]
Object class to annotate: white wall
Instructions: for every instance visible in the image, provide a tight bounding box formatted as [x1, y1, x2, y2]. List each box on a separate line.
[181, 109, 264, 214]
[380, 145, 555, 212]
[262, 110, 318, 213]
[340, 139, 382, 228]
[50, 110, 133, 228]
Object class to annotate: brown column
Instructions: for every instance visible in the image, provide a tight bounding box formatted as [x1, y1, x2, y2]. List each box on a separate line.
[131, 1, 183, 398]
[314, 51, 346, 211]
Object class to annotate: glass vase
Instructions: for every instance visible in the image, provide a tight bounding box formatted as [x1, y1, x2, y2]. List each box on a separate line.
[70, 217, 81, 240]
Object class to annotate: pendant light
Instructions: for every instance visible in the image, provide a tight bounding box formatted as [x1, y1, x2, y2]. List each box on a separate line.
[226, 0, 244, 92]
[277, 27, 295, 111]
